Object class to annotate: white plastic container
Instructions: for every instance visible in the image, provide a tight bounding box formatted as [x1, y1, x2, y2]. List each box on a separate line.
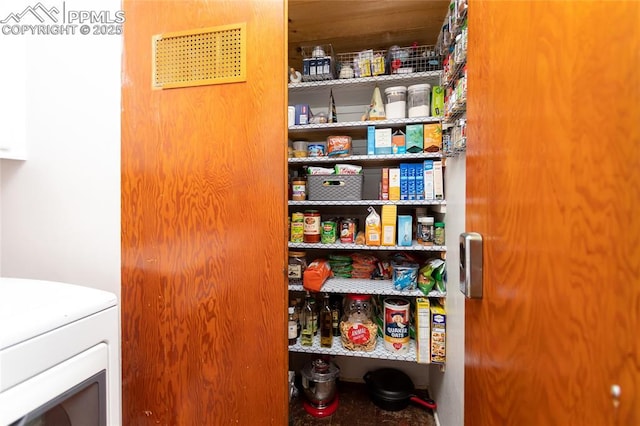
[407, 83, 431, 118]
[384, 86, 407, 119]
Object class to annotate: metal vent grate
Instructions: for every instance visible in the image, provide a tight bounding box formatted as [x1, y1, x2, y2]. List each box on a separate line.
[152, 23, 246, 89]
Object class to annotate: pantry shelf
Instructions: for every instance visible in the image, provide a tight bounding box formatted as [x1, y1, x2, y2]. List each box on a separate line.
[288, 242, 446, 252]
[289, 200, 446, 207]
[288, 278, 446, 298]
[289, 333, 423, 363]
[288, 152, 443, 165]
[288, 70, 443, 92]
[288, 116, 441, 132]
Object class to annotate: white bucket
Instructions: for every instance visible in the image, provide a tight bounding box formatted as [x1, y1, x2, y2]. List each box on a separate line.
[384, 86, 407, 119]
[383, 298, 410, 354]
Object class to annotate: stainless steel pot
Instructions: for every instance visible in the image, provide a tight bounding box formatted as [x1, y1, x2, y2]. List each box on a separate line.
[300, 359, 340, 408]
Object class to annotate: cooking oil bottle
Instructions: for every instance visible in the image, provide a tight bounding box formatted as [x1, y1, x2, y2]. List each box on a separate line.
[300, 291, 314, 346]
[320, 293, 333, 348]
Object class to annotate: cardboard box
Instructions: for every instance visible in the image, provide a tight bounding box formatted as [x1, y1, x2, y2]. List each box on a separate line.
[407, 163, 416, 200]
[424, 123, 443, 153]
[399, 163, 409, 200]
[397, 215, 412, 246]
[405, 124, 424, 153]
[415, 297, 431, 364]
[433, 160, 444, 200]
[294, 104, 309, 125]
[415, 164, 425, 200]
[389, 168, 400, 200]
[381, 167, 389, 200]
[392, 130, 406, 154]
[381, 205, 397, 246]
[424, 160, 434, 200]
[367, 126, 376, 155]
[375, 128, 392, 155]
[431, 86, 445, 116]
[430, 303, 446, 364]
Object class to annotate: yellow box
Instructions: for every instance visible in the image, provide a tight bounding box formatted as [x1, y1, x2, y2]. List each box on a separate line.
[415, 297, 431, 364]
[389, 168, 400, 201]
[381, 205, 397, 246]
[423, 123, 442, 153]
[430, 302, 446, 364]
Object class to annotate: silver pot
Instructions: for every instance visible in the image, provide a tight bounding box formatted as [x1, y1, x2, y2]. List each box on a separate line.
[300, 359, 340, 408]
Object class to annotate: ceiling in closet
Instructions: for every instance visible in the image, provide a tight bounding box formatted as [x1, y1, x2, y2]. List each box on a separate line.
[288, 0, 450, 68]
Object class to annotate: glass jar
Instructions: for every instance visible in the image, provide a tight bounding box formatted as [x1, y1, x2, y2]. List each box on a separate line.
[291, 177, 306, 201]
[288, 251, 307, 285]
[434, 222, 445, 245]
[417, 216, 434, 245]
[340, 294, 377, 352]
[303, 210, 321, 243]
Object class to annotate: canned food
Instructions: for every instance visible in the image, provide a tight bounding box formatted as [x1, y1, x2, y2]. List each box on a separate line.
[290, 212, 304, 243]
[384, 298, 410, 354]
[339, 218, 357, 243]
[321, 221, 337, 244]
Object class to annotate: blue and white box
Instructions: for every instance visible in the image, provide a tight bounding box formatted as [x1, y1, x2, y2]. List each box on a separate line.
[397, 215, 413, 246]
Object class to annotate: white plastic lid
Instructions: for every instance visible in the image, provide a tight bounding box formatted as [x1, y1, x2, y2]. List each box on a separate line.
[408, 83, 431, 93]
[288, 307, 295, 314]
[384, 86, 407, 94]
[418, 216, 434, 224]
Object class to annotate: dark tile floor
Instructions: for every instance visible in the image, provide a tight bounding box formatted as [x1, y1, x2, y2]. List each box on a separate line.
[289, 382, 436, 426]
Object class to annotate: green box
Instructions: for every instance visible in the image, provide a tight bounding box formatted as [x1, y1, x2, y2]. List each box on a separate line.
[405, 124, 424, 153]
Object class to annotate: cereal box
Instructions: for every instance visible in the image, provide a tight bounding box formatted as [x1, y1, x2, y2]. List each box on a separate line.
[430, 302, 446, 364]
[415, 297, 431, 364]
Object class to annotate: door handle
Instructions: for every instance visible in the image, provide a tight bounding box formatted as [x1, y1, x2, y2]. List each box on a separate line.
[459, 232, 483, 299]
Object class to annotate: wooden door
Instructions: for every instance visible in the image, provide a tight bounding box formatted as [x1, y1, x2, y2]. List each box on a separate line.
[121, 1, 288, 424]
[465, 1, 640, 425]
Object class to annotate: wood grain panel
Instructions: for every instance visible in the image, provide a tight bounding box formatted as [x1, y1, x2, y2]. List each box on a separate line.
[466, 1, 640, 425]
[121, 1, 287, 424]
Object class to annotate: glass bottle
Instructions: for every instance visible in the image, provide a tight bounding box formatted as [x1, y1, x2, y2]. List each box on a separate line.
[288, 307, 297, 346]
[309, 294, 318, 336]
[320, 293, 333, 348]
[331, 298, 341, 337]
[300, 292, 314, 346]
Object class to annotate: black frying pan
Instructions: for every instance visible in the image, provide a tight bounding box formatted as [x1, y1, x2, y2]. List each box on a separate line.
[363, 368, 437, 411]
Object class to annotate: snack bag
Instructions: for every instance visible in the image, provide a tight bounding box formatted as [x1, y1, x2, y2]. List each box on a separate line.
[303, 259, 332, 292]
[365, 206, 381, 246]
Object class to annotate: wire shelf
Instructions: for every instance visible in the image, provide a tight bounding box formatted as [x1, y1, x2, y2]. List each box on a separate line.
[288, 116, 441, 132]
[288, 242, 446, 252]
[289, 332, 421, 362]
[288, 278, 446, 298]
[288, 70, 442, 91]
[335, 44, 443, 80]
[288, 152, 443, 165]
[288, 199, 447, 207]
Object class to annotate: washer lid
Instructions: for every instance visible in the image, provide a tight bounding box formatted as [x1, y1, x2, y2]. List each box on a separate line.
[0, 278, 117, 350]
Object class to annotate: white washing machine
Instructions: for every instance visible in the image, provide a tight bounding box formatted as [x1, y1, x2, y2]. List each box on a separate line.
[0, 277, 120, 426]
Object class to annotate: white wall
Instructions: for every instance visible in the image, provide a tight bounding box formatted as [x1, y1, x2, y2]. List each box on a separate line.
[0, 0, 121, 297]
[430, 153, 466, 426]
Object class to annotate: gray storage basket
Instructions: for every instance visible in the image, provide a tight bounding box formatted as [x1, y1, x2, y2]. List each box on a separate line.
[307, 174, 364, 201]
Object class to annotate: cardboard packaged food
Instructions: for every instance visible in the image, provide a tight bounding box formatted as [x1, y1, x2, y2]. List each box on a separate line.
[424, 123, 443, 153]
[430, 302, 446, 364]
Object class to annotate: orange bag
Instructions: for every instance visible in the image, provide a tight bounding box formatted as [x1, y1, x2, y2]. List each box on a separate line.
[303, 259, 333, 292]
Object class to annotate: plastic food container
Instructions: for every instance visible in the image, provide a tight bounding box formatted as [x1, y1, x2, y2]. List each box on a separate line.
[384, 86, 407, 119]
[407, 84, 431, 118]
[340, 294, 377, 352]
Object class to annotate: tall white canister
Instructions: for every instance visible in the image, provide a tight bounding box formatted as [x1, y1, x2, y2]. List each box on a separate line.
[384, 86, 407, 119]
[407, 83, 431, 118]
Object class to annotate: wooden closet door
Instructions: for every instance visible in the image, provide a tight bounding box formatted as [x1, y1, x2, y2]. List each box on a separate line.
[465, 1, 640, 425]
[121, 1, 288, 424]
